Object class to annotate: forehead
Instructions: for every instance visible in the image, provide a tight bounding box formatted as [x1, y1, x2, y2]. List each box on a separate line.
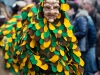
[44, 0, 59, 3]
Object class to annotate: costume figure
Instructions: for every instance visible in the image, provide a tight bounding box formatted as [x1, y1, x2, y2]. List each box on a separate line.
[0, 0, 84, 75]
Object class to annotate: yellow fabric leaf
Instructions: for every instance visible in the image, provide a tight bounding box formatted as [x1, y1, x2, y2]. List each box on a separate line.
[43, 40, 51, 48]
[49, 55, 59, 63]
[67, 29, 73, 37]
[50, 47, 55, 52]
[41, 33, 44, 39]
[36, 60, 42, 66]
[56, 21, 61, 27]
[23, 56, 27, 62]
[73, 50, 81, 57]
[40, 64, 48, 70]
[60, 50, 65, 56]
[5, 44, 9, 50]
[30, 35, 34, 39]
[58, 30, 62, 34]
[64, 37, 67, 41]
[8, 37, 12, 42]
[34, 55, 40, 60]
[28, 11, 33, 17]
[16, 51, 20, 55]
[4, 52, 9, 59]
[61, 4, 70, 11]
[21, 62, 25, 67]
[30, 40, 35, 48]
[30, 71, 35, 75]
[64, 71, 69, 75]
[12, 34, 16, 39]
[6, 62, 11, 68]
[17, 22, 22, 28]
[57, 62, 63, 72]
[8, 18, 17, 23]
[80, 58, 84, 67]
[44, 18, 47, 24]
[61, 60, 66, 66]
[13, 59, 18, 63]
[72, 44, 77, 49]
[49, 23, 55, 30]
[3, 30, 10, 35]
[64, 18, 70, 28]
[31, 18, 35, 24]
[72, 35, 77, 42]
[13, 64, 19, 73]
[57, 13, 61, 19]
[40, 45, 45, 50]
[28, 61, 32, 69]
[44, 25, 48, 32]
[20, 41, 26, 46]
[35, 23, 41, 30]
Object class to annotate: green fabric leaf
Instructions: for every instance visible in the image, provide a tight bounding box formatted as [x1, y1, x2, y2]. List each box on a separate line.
[51, 42, 56, 47]
[8, 58, 14, 64]
[58, 72, 64, 75]
[39, 39, 44, 44]
[13, 15, 21, 19]
[39, 21, 44, 27]
[35, 30, 41, 36]
[6, 26, 13, 30]
[31, 6, 38, 15]
[20, 52, 26, 59]
[68, 25, 73, 30]
[27, 49, 33, 55]
[44, 32, 50, 38]
[28, 23, 33, 28]
[54, 50, 60, 55]
[63, 56, 67, 61]
[65, 65, 69, 70]
[21, 12, 28, 19]
[31, 60, 37, 65]
[6, 34, 12, 38]
[52, 64, 57, 72]
[59, 24, 65, 30]
[23, 66, 28, 72]
[30, 55, 35, 61]
[60, 0, 65, 3]
[53, 29, 58, 33]
[73, 54, 80, 64]
[34, 65, 39, 72]
[62, 32, 68, 37]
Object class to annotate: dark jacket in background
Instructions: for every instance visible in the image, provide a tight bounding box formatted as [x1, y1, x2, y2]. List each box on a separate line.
[89, 8, 100, 57]
[71, 10, 97, 51]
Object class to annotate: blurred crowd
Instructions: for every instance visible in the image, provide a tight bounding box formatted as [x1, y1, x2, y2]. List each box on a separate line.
[0, 0, 100, 75]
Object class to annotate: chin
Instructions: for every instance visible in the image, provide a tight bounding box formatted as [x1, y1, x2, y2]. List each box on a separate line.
[48, 19, 54, 23]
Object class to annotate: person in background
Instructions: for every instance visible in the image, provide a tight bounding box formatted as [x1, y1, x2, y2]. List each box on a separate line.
[67, 1, 97, 75]
[24, 0, 39, 5]
[10, 1, 27, 16]
[95, 0, 100, 14]
[0, 2, 10, 25]
[82, 0, 100, 73]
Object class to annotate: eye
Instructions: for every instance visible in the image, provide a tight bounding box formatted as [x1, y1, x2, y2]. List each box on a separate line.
[54, 6, 59, 9]
[44, 6, 51, 10]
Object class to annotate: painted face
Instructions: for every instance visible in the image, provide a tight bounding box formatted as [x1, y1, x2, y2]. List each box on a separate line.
[43, 0, 60, 22]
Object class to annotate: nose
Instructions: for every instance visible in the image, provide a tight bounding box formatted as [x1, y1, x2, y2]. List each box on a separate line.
[49, 7, 55, 14]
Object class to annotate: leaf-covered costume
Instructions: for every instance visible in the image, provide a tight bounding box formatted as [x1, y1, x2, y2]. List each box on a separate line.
[0, 0, 84, 75]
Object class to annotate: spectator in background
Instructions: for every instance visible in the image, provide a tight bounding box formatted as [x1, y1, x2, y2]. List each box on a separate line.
[67, 1, 97, 75]
[0, 2, 10, 25]
[95, 0, 100, 14]
[82, 0, 100, 72]
[24, 0, 39, 5]
[10, 1, 27, 16]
